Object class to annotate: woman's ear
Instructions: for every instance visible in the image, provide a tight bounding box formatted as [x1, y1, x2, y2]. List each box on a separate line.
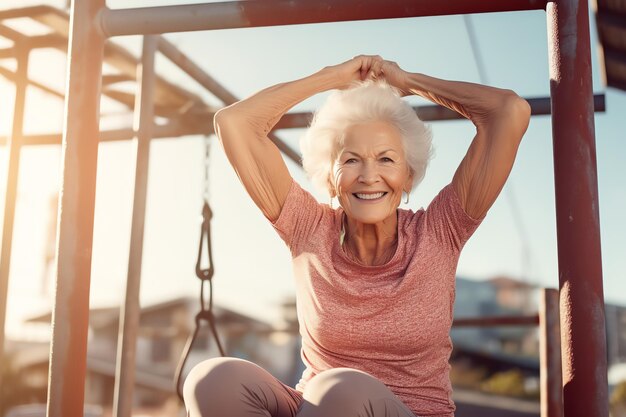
[328, 185, 337, 198]
[327, 176, 337, 198]
[404, 170, 414, 193]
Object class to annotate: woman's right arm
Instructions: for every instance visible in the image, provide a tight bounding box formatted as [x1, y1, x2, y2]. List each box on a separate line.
[214, 56, 380, 222]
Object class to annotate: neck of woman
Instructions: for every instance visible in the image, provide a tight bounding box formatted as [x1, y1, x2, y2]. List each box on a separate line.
[342, 214, 398, 266]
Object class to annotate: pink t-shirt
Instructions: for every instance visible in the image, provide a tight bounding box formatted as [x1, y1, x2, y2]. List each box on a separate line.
[272, 180, 483, 417]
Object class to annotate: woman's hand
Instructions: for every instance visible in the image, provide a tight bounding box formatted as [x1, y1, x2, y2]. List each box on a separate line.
[379, 60, 411, 96]
[323, 55, 412, 95]
[322, 55, 386, 89]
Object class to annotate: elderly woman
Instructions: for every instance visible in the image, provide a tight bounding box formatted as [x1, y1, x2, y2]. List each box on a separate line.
[184, 55, 530, 417]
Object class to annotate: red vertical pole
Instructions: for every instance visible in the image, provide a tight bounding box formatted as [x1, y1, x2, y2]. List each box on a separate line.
[0, 45, 28, 410]
[546, 1, 608, 416]
[540, 288, 563, 417]
[46, 0, 105, 416]
[112, 34, 157, 417]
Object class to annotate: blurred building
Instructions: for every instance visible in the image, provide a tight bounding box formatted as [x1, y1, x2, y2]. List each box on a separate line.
[8, 297, 301, 414]
[606, 303, 626, 366]
[453, 276, 539, 357]
[6, 276, 626, 416]
[453, 275, 626, 367]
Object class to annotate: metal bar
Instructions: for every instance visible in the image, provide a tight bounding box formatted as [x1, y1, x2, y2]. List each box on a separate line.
[547, 1, 608, 417]
[540, 288, 563, 417]
[0, 120, 213, 146]
[0, 46, 28, 404]
[452, 315, 539, 327]
[0, 66, 65, 99]
[0, 93, 608, 147]
[46, 0, 105, 416]
[606, 78, 626, 91]
[24, 33, 67, 50]
[603, 45, 626, 66]
[0, 23, 25, 42]
[417, 93, 607, 120]
[277, 94, 606, 127]
[0, 92, 607, 146]
[112, 35, 157, 417]
[156, 36, 301, 165]
[157, 36, 237, 104]
[0, 5, 53, 20]
[102, 74, 134, 86]
[272, 94, 607, 128]
[100, 0, 548, 37]
[0, 46, 15, 59]
[596, 9, 626, 33]
[529, 94, 605, 115]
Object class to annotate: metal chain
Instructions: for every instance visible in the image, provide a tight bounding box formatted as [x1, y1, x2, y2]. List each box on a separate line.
[175, 135, 224, 403]
[203, 135, 211, 203]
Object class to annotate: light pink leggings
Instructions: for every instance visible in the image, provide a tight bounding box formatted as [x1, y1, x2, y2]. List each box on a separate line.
[183, 357, 417, 417]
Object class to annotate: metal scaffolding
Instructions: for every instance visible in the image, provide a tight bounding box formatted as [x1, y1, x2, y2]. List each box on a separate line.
[0, 1, 608, 417]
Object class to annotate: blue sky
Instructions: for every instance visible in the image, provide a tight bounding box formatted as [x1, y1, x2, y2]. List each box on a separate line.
[0, 0, 624, 338]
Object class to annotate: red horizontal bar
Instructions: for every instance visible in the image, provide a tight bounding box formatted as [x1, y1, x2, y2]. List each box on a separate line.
[453, 314, 540, 327]
[101, 0, 549, 37]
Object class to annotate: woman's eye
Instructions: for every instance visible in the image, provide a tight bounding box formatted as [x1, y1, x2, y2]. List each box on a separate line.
[344, 158, 357, 164]
[381, 157, 394, 163]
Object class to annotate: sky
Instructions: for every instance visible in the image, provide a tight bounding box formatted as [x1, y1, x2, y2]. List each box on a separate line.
[0, 0, 624, 340]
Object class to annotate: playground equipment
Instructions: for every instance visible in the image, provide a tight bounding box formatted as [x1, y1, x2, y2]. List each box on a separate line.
[0, 1, 609, 416]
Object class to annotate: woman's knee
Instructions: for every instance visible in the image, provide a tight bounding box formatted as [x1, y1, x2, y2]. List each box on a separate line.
[183, 357, 301, 417]
[183, 357, 259, 405]
[304, 367, 388, 400]
[301, 368, 415, 417]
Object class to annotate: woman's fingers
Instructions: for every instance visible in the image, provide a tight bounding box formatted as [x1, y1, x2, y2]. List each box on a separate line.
[380, 60, 401, 77]
[367, 62, 381, 80]
[346, 56, 411, 95]
[356, 55, 374, 80]
[325, 56, 372, 89]
[380, 60, 410, 95]
[351, 54, 384, 81]
[330, 55, 403, 88]
[365, 55, 384, 80]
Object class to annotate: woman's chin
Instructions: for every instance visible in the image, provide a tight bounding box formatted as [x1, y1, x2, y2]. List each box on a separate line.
[343, 208, 396, 225]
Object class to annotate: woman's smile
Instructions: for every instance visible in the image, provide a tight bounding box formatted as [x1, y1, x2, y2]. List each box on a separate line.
[352, 191, 388, 202]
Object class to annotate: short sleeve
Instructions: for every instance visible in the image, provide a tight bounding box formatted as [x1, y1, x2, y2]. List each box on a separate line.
[271, 180, 330, 256]
[423, 183, 484, 252]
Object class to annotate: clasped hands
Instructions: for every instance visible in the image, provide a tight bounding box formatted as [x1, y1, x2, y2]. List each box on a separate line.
[324, 55, 411, 96]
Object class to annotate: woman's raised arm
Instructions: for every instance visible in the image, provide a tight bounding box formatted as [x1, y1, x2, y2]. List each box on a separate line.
[214, 56, 382, 222]
[380, 61, 531, 219]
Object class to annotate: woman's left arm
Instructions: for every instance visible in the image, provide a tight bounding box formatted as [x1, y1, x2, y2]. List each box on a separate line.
[382, 63, 531, 219]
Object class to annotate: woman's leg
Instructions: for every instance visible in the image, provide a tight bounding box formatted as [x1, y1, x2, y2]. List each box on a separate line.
[297, 368, 416, 417]
[183, 357, 303, 417]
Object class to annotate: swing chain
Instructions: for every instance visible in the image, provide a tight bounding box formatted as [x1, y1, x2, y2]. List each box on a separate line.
[174, 136, 225, 403]
[203, 135, 211, 202]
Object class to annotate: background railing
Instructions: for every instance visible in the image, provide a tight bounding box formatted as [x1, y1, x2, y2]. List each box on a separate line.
[452, 288, 562, 417]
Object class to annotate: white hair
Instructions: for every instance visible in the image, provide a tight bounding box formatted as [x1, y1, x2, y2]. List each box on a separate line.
[300, 80, 433, 195]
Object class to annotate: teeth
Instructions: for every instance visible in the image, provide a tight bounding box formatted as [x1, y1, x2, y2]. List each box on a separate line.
[355, 192, 385, 200]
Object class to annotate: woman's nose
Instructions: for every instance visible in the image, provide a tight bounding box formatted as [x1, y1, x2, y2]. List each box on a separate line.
[358, 162, 380, 184]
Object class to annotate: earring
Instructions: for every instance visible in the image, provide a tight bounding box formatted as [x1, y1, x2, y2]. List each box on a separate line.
[404, 191, 410, 204]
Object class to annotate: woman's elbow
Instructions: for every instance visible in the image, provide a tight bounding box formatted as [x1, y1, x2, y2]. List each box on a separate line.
[213, 106, 234, 132]
[214, 104, 265, 142]
[503, 93, 531, 139]
[511, 94, 531, 120]
[213, 106, 244, 142]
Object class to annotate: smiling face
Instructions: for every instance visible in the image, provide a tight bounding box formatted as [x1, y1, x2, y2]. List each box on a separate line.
[331, 120, 414, 224]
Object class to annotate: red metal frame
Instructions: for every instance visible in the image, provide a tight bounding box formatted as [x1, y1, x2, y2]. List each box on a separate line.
[0, 44, 28, 403]
[0, 1, 607, 416]
[547, 1, 608, 416]
[99, 0, 549, 36]
[45, 1, 105, 416]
